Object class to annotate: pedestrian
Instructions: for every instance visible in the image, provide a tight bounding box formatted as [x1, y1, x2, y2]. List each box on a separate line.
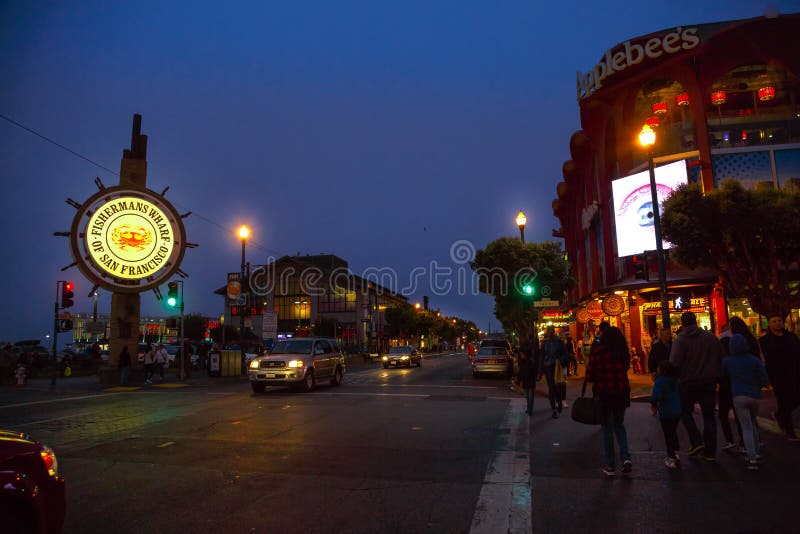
[517, 335, 538, 416]
[539, 325, 566, 419]
[118, 345, 131, 385]
[564, 335, 578, 376]
[650, 360, 683, 469]
[630, 347, 643, 374]
[154, 343, 169, 382]
[722, 333, 770, 470]
[669, 311, 723, 461]
[144, 345, 155, 384]
[586, 326, 632, 477]
[648, 328, 672, 377]
[718, 316, 760, 451]
[758, 312, 800, 441]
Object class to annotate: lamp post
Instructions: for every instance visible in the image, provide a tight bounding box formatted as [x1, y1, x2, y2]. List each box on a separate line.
[238, 225, 249, 348]
[638, 125, 670, 330]
[294, 300, 308, 329]
[515, 211, 527, 243]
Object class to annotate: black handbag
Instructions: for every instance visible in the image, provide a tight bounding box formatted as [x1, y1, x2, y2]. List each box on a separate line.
[571, 377, 602, 425]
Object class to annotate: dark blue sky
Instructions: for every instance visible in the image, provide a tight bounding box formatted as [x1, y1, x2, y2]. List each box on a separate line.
[0, 0, 792, 342]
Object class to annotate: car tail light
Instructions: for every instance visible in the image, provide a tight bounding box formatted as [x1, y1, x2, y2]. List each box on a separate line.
[40, 445, 59, 477]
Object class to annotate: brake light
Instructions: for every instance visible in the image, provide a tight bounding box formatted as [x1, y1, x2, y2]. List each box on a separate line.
[40, 446, 59, 477]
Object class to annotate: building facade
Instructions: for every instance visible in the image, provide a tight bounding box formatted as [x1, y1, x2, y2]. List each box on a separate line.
[554, 14, 800, 354]
[217, 254, 408, 351]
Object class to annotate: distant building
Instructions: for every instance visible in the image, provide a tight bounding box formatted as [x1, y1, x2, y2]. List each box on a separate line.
[554, 13, 800, 352]
[215, 254, 408, 350]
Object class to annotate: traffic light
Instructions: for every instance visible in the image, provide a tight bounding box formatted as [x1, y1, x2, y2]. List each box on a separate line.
[166, 281, 180, 308]
[633, 255, 648, 280]
[61, 281, 75, 308]
[522, 283, 535, 296]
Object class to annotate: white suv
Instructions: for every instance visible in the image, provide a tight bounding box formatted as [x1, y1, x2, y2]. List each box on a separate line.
[248, 337, 345, 393]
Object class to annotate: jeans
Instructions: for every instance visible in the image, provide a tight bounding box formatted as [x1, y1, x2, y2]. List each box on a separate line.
[120, 366, 130, 386]
[145, 363, 154, 382]
[601, 406, 630, 468]
[718, 384, 743, 444]
[733, 396, 761, 461]
[680, 380, 718, 456]
[525, 387, 534, 414]
[659, 418, 680, 458]
[543, 367, 562, 412]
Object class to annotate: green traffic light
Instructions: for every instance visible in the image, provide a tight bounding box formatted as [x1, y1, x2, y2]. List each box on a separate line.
[167, 296, 178, 307]
[523, 284, 534, 295]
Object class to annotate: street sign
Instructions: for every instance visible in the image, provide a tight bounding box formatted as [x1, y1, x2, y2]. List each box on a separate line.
[261, 311, 278, 340]
[534, 299, 560, 308]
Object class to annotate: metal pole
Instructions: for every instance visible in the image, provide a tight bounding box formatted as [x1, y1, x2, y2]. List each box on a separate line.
[179, 281, 185, 381]
[50, 282, 60, 388]
[240, 239, 246, 347]
[519, 226, 525, 244]
[647, 150, 670, 329]
[92, 292, 98, 342]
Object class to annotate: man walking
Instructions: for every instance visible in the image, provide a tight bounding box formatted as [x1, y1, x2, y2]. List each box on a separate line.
[648, 328, 672, 377]
[539, 326, 566, 419]
[759, 313, 800, 441]
[669, 312, 723, 460]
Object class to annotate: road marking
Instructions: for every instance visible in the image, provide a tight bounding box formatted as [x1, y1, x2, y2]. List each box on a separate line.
[157, 441, 176, 448]
[104, 386, 141, 392]
[316, 392, 429, 399]
[153, 383, 189, 388]
[0, 393, 121, 410]
[469, 398, 531, 534]
[13, 411, 95, 427]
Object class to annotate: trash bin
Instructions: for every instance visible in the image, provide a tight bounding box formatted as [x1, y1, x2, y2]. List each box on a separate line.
[208, 350, 221, 377]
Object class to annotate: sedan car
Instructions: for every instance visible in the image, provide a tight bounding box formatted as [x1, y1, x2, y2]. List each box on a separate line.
[0, 429, 65, 534]
[472, 347, 512, 378]
[382, 345, 422, 368]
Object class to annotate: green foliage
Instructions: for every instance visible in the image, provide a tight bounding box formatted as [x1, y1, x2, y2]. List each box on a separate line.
[470, 237, 573, 338]
[661, 180, 800, 317]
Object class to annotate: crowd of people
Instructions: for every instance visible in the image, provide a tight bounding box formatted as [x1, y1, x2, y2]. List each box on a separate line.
[515, 310, 800, 477]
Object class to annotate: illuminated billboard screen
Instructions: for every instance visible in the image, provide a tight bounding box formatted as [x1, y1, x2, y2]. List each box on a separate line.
[611, 159, 689, 258]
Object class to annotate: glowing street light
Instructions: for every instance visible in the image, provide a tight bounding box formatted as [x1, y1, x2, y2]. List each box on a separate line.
[515, 211, 527, 243]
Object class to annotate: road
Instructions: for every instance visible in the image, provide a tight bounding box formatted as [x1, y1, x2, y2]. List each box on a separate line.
[1, 353, 799, 533]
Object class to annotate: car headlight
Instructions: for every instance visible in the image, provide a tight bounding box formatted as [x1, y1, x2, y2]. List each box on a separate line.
[288, 360, 304, 368]
[249, 360, 260, 369]
[40, 445, 59, 477]
[401, 355, 410, 360]
[382, 356, 388, 361]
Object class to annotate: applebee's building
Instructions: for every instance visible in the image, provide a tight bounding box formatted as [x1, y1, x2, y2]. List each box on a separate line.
[553, 13, 800, 355]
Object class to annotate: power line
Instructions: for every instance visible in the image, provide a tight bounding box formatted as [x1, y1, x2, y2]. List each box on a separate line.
[1, 112, 285, 259]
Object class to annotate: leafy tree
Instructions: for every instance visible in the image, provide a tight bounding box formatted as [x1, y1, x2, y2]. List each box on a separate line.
[385, 305, 419, 339]
[661, 180, 800, 317]
[470, 238, 573, 338]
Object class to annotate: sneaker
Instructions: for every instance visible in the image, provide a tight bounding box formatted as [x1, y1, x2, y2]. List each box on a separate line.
[699, 454, 716, 462]
[738, 446, 747, 455]
[622, 460, 633, 473]
[688, 444, 705, 456]
[721, 442, 736, 451]
[552, 411, 559, 419]
[664, 457, 678, 469]
[747, 460, 759, 471]
[602, 466, 616, 477]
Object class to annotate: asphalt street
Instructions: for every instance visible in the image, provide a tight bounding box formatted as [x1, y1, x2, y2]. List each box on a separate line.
[1, 353, 798, 533]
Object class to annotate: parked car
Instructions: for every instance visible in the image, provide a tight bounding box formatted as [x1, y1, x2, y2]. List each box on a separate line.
[0, 429, 66, 534]
[248, 337, 345, 393]
[382, 345, 422, 368]
[472, 346, 512, 378]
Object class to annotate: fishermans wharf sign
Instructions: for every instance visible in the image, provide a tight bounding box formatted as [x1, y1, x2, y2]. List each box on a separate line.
[577, 26, 700, 100]
[69, 185, 187, 293]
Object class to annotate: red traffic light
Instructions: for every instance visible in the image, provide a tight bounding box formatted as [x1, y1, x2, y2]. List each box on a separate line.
[61, 281, 75, 309]
[64, 282, 74, 291]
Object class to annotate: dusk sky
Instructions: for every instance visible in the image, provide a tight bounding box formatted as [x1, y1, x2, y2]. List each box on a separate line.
[1, 0, 793, 343]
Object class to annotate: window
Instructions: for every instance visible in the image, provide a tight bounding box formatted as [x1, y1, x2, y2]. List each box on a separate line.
[274, 296, 310, 320]
[319, 287, 356, 313]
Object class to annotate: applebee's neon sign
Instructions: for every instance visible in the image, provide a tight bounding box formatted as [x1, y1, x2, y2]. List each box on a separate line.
[577, 27, 700, 100]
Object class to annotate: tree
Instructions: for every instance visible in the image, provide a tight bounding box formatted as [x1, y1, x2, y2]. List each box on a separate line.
[661, 180, 800, 317]
[385, 305, 419, 339]
[470, 238, 573, 338]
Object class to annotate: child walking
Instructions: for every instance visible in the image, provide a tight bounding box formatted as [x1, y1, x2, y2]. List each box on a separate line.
[650, 360, 683, 468]
[722, 333, 769, 470]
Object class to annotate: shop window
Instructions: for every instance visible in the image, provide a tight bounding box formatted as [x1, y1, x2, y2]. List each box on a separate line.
[707, 64, 800, 149]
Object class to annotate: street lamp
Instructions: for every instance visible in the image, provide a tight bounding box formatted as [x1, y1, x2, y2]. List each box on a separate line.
[638, 124, 670, 330]
[515, 211, 527, 243]
[294, 300, 308, 328]
[238, 225, 249, 348]
[414, 302, 421, 310]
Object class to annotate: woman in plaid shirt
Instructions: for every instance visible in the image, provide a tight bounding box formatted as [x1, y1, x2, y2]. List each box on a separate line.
[586, 326, 632, 477]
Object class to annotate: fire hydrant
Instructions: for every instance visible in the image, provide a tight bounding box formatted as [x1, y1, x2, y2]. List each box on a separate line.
[15, 364, 26, 386]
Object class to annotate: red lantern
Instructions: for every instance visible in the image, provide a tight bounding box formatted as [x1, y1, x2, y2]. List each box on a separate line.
[676, 92, 690, 106]
[758, 86, 775, 101]
[652, 102, 667, 115]
[711, 90, 726, 105]
[741, 130, 748, 141]
[645, 116, 660, 127]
